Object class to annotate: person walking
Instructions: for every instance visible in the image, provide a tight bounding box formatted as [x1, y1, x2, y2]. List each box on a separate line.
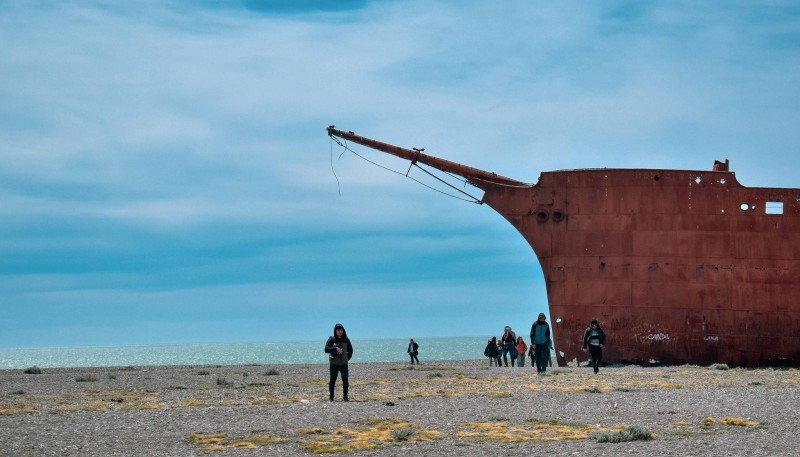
[515, 336, 528, 367]
[484, 336, 500, 366]
[500, 326, 517, 367]
[324, 323, 353, 401]
[530, 313, 552, 375]
[583, 319, 607, 374]
[407, 338, 420, 364]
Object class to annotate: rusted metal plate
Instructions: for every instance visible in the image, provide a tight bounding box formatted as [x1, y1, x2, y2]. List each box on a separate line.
[328, 127, 800, 367]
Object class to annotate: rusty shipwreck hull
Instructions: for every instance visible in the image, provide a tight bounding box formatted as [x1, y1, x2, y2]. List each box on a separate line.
[328, 126, 800, 367]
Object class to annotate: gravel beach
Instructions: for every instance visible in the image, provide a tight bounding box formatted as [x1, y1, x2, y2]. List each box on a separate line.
[1, 360, 798, 456]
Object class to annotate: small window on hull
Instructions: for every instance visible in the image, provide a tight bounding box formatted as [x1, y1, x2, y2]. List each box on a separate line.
[766, 201, 784, 215]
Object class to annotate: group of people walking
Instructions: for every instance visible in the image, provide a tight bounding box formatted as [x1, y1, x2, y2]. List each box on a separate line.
[484, 327, 528, 367]
[484, 313, 554, 373]
[484, 314, 607, 375]
[324, 317, 607, 402]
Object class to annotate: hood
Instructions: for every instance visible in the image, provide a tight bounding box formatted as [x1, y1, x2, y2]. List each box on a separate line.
[333, 323, 348, 339]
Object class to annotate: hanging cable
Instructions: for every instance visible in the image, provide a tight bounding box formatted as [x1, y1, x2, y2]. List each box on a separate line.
[330, 136, 342, 196]
[330, 136, 483, 204]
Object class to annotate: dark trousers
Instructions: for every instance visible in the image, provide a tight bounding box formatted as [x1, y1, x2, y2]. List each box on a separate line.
[329, 364, 349, 400]
[409, 352, 419, 364]
[534, 345, 549, 373]
[588, 345, 603, 373]
[501, 344, 516, 367]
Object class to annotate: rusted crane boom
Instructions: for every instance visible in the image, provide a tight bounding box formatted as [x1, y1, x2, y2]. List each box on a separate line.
[327, 126, 529, 189]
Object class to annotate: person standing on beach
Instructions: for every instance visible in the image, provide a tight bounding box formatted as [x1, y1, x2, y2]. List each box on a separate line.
[500, 326, 517, 367]
[408, 338, 420, 364]
[324, 323, 353, 401]
[583, 318, 607, 374]
[484, 336, 500, 366]
[515, 336, 528, 367]
[530, 313, 552, 375]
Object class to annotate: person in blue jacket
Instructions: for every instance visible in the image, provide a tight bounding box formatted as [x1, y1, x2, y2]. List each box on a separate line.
[530, 313, 552, 375]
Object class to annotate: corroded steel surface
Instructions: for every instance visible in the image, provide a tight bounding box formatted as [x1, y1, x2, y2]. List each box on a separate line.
[328, 127, 800, 367]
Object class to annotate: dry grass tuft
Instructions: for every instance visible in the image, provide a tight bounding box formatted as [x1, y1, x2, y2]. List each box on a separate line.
[188, 433, 228, 445]
[75, 374, 97, 382]
[591, 425, 654, 443]
[704, 416, 760, 427]
[228, 441, 257, 449]
[457, 419, 619, 442]
[302, 417, 442, 454]
[187, 432, 288, 452]
[0, 389, 163, 415]
[0, 406, 38, 415]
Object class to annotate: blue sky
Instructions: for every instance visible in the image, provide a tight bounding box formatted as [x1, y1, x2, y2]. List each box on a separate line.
[2, 1, 799, 347]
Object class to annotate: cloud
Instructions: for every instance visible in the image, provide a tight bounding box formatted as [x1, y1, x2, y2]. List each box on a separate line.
[1, 1, 799, 347]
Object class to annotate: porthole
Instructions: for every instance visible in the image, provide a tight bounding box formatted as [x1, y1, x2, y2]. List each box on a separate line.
[552, 210, 565, 222]
[536, 211, 549, 223]
[739, 203, 750, 211]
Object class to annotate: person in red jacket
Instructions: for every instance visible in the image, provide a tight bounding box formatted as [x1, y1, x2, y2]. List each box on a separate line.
[515, 336, 528, 367]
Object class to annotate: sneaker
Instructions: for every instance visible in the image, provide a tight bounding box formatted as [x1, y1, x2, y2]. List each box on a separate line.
[343, 397, 349, 402]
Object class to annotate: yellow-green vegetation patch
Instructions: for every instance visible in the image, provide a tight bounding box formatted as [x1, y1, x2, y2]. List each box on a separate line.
[703, 416, 761, 427]
[188, 433, 228, 445]
[0, 405, 38, 415]
[540, 368, 756, 393]
[187, 432, 289, 452]
[553, 380, 612, 393]
[350, 374, 481, 402]
[176, 398, 211, 407]
[489, 390, 512, 398]
[297, 427, 324, 435]
[457, 418, 621, 442]
[302, 417, 442, 454]
[228, 441, 257, 449]
[0, 389, 162, 415]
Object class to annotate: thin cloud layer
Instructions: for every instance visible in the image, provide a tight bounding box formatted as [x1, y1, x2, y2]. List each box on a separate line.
[1, 1, 798, 346]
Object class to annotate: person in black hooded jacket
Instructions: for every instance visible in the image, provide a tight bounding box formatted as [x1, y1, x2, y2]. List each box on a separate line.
[324, 323, 353, 401]
[582, 318, 607, 374]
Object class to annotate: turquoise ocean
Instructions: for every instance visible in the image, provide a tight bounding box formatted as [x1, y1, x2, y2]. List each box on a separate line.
[0, 336, 499, 369]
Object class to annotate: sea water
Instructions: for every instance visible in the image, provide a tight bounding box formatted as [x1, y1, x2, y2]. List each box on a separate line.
[0, 336, 501, 369]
